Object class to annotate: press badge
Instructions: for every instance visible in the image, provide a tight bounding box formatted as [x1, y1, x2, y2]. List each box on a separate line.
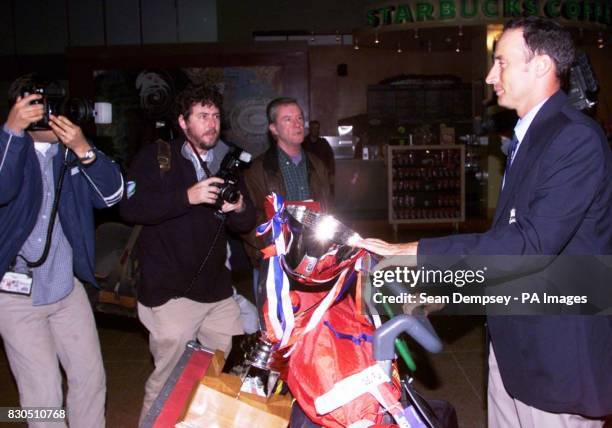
[0, 271, 33, 295]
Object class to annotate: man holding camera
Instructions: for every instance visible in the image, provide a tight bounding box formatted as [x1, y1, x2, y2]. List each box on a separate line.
[0, 77, 124, 427]
[120, 85, 255, 422]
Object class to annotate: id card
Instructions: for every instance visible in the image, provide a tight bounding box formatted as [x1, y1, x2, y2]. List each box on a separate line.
[0, 271, 33, 296]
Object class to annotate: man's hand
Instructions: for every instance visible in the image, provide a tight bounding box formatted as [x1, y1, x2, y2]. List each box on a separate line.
[187, 177, 223, 205]
[355, 238, 418, 256]
[48, 115, 91, 157]
[220, 193, 245, 213]
[5, 94, 45, 134]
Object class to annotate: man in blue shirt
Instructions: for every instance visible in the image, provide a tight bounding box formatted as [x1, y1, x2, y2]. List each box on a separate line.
[0, 76, 124, 428]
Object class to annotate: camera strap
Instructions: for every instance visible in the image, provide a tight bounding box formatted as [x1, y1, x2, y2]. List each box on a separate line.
[156, 139, 172, 176]
[186, 140, 213, 179]
[179, 140, 229, 298]
[180, 213, 225, 298]
[20, 149, 71, 269]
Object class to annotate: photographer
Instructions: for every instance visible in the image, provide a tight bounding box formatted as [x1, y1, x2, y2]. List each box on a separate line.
[0, 75, 124, 427]
[119, 85, 255, 423]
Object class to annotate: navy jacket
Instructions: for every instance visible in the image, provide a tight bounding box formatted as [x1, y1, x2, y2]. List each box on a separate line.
[419, 91, 612, 417]
[0, 128, 124, 286]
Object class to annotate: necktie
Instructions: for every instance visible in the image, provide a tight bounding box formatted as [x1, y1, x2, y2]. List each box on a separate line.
[502, 133, 519, 189]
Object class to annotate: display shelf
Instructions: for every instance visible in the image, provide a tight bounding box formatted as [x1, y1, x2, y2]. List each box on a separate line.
[387, 145, 465, 231]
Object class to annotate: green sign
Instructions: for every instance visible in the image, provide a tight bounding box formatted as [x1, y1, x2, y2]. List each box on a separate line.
[367, 0, 611, 26]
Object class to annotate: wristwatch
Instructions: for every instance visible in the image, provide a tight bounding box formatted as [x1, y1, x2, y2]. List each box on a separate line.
[79, 148, 97, 165]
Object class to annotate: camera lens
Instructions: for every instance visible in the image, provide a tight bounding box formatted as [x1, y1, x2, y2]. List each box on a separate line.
[64, 98, 95, 124]
[221, 186, 240, 204]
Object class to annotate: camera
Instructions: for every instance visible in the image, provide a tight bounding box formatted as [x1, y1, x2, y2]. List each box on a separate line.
[214, 145, 252, 205]
[20, 80, 112, 131]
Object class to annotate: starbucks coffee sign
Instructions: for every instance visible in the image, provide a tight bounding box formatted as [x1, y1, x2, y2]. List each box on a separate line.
[367, 0, 611, 27]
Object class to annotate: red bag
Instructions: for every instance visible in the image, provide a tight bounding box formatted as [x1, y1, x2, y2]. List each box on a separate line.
[286, 295, 400, 428]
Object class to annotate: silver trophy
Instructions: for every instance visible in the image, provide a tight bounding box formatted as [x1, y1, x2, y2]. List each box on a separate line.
[239, 340, 279, 398]
[243, 205, 363, 398]
[282, 205, 363, 284]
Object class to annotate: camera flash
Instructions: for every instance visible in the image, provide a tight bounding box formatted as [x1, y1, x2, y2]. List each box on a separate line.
[239, 151, 252, 163]
[94, 102, 112, 125]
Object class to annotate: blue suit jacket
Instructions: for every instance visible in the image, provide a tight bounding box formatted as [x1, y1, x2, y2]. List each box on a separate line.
[419, 91, 612, 417]
[0, 128, 124, 287]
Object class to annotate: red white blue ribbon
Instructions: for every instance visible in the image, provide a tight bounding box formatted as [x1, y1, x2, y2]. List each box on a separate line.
[256, 193, 295, 347]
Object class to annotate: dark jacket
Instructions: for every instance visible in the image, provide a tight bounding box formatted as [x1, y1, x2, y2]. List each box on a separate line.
[0, 128, 124, 286]
[419, 91, 612, 417]
[242, 145, 332, 268]
[119, 138, 255, 307]
[303, 136, 335, 176]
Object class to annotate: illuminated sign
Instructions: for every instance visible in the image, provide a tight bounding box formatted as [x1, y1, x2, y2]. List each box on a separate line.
[367, 1, 611, 27]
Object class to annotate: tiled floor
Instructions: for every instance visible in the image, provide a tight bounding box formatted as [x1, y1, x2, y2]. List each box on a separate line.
[0, 219, 489, 428]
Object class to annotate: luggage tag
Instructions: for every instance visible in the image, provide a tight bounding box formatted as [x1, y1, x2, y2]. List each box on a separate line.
[0, 270, 33, 296]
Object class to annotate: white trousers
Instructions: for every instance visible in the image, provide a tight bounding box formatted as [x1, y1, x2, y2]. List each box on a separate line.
[0, 280, 106, 428]
[488, 345, 604, 428]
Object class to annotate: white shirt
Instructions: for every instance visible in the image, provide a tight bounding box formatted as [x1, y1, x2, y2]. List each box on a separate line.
[511, 97, 550, 165]
[34, 142, 52, 155]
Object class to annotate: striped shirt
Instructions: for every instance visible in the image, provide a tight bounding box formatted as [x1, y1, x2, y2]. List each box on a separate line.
[14, 143, 74, 305]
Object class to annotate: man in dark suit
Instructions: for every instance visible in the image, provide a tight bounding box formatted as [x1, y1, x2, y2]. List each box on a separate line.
[358, 17, 612, 427]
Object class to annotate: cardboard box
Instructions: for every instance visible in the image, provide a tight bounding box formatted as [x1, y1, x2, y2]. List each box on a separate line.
[176, 351, 292, 428]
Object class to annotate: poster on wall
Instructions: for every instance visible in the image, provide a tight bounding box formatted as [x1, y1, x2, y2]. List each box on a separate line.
[94, 66, 283, 166]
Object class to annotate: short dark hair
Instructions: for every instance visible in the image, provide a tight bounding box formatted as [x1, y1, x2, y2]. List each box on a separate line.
[175, 85, 223, 120]
[504, 17, 575, 79]
[266, 97, 299, 124]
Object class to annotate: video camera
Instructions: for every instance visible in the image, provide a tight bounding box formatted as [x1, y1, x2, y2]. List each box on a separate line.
[214, 144, 252, 205]
[20, 80, 111, 131]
